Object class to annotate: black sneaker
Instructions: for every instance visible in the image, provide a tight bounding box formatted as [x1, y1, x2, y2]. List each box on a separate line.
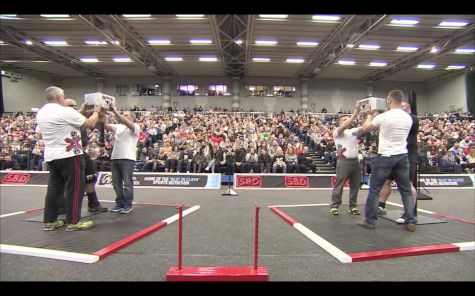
[88, 205, 108, 213]
[110, 205, 122, 213]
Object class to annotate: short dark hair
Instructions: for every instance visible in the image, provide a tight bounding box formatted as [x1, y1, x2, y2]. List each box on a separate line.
[388, 90, 404, 104]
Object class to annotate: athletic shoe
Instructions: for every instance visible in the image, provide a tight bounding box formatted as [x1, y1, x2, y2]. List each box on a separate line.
[357, 220, 375, 229]
[405, 223, 416, 232]
[378, 206, 387, 215]
[110, 205, 122, 213]
[66, 220, 94, 232]
[88, 205, 108, 213]
[348, 208, 361, 215]
[330, 208, 339, 215]
[43, 220, 65, 231]
[120, 207, 133, 214]
[396, 217, 406, 224]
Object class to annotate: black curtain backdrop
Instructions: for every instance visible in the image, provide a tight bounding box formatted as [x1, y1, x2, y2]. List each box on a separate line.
[0, 71, 4, 115]
[466, 72, 475, 116]
[408, 91, 417, 115]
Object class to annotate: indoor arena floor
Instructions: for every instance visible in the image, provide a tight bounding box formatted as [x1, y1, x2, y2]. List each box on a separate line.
[1, 185, 474, 281]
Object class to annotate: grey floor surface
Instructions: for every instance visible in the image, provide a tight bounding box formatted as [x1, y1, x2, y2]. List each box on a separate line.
[1, 186, 474, 282]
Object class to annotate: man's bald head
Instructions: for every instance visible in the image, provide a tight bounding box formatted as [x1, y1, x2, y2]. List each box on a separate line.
[63, 98, 78, 109]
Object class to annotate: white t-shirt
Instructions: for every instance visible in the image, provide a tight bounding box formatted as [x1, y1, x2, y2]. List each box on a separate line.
[36, 103, 86, 162]
[372, 108, 412, 156]
[333, 127, 359, 159]
[110, 123, 140, 161]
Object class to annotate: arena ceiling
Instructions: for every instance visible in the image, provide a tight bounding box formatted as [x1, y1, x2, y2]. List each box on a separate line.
[1, 14, 474, 83]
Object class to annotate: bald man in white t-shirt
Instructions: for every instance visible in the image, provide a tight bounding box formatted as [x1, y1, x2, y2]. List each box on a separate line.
[36, 86, 101, 232]
[356, 90, 417, 232]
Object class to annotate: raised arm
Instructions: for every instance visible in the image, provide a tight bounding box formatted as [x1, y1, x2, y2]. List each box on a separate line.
[357, 104, 377, 136]
[109, 102, 136, 132]
[335, 104, 360, 136]
[81, 104, 101, 129]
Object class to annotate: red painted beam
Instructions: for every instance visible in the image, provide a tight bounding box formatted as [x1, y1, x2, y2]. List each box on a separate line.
[93, 221, 167, 259]
[166, 266, 268, 282]
[349, 244, 460, 262]
[269, 207, 297, 226]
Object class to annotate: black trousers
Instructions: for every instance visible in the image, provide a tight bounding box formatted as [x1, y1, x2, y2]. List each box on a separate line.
[43, 155, 85, 224]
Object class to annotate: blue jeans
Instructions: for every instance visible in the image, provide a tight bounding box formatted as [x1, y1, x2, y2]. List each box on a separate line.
[365, 154, 416, 225]
[111, 159, 135, 208]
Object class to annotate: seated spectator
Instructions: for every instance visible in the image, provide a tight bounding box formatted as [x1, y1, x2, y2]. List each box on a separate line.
[272, 147, 287, 173]
[438, 150, 462, 173]
[285, 146, 298, 173]
[297, 147, 316, 173]
[1, 155, 18, 170]
[258, 149, 271, 173]
[245, 147, 259, 173]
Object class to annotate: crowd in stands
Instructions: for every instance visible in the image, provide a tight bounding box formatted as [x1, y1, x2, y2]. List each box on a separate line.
[1, 108, 474, 175]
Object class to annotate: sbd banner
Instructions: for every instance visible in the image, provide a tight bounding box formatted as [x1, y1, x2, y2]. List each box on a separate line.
[234, 174, 338, 189]
[96, 172, 221, 189]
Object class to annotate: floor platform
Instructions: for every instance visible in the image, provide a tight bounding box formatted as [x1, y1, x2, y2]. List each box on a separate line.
[270, 203, 474, 263]
[1, 203, 199, 263]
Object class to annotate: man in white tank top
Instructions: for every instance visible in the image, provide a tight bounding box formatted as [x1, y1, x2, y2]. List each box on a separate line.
[356, 90, 417, 232]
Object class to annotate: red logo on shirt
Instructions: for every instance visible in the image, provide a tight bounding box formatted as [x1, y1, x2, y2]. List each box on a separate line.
[65, 131, 82, 154]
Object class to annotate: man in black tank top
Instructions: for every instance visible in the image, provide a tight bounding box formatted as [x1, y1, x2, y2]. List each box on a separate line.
[377, 101, 418, 221]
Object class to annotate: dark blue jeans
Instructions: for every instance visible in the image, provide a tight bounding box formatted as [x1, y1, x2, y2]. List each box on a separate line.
[111, 159, 135, 208]
[365, 154, 416, 225]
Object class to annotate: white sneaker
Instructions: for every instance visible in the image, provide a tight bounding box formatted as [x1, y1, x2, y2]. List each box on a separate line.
[396, 217, 405, 224]
[378, 206, 387, 214]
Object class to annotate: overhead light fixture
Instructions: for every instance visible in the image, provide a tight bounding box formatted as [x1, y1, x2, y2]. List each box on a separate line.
[337, 60, 356, 65]
[112, 40, 120, 45]
[258, 14, 288, 19]
[40, 14, 70, 18]
[113, 57, 132, 62]
[454, 48, 475, 54]
[190, 39, 212, 44]
[165, 57, 183, 61]
[80, 58, 99, 63]
[390, 18, 420, 26]
[312, 15, 341, 22]
[122, 14, 152, 18]
[346, 43, 355, 48]
[369, 61, 387, 67]
[176, 14, 205, 18]
[396, 46, 419, 52]
[147, 65, 157, 71]
[24, 40, 33, 45]
[417, 64, 436, 69]
[43, 40, 69, 46]
[255, 40, 277, 46]
[148, 39, 171, 45]
[438, 20, 469, 28]
[286, 58, 305, 63]
[358, 44, 381, 50]
[431, 46, 439, 53]
[199, 56, 218, 62]
[297, 41, 319, 46]
[252, 58, 271, 62]
[235, 39, 243, 45]
[0, 14, 22, 20]
[445, 65, 466, 70]
[84, 40, 107, 45]
[0, 41, 6, 45]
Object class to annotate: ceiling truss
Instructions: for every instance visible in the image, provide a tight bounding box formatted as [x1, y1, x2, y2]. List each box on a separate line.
[209, 14, 254, 78]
